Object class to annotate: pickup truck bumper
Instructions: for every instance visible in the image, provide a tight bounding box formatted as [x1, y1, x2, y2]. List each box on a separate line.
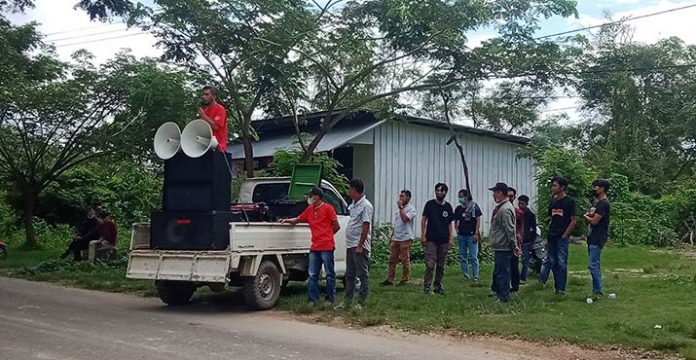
[127, 250, 231, 283]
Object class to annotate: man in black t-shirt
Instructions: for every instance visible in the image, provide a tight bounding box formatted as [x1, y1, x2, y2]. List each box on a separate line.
[584, 179, 611, 297]
[454, 189, 483, 281]
[421, 183, 455, 295]
[538, 176, 576, 295]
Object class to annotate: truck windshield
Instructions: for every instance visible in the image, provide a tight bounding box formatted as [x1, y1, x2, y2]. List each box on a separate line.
[251, 183, 346, 215]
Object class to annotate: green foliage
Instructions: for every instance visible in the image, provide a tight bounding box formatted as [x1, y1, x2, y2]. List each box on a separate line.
[577, 28, 696, 195]
[266, 147, 350, 194]
[535, 148, 596, 237]
[0, 190, 17, 237]
[576, 172, 696, 247]
[6, 159, 161, 230]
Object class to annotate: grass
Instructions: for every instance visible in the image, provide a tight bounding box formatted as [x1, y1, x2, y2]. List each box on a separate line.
[2, 242, 695, 358]
[0, 248, 155, 296]
[276, 245, 696, 359]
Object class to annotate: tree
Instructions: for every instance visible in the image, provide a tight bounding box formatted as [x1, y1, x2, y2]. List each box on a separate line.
[576, 22, 696, 194]
[0, 19, 195, 248]
[77, 0, 580, 164]
[77, 0, 321, 177]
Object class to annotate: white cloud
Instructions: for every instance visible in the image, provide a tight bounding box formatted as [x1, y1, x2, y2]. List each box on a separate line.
[8, 0, 160, 64]
[567, 0, 696, 44]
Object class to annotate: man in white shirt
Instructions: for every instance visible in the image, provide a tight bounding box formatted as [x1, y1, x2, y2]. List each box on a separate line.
[380, 190, 417, 287]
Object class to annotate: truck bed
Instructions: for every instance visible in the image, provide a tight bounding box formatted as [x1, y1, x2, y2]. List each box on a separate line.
[127, 222, 314, 282]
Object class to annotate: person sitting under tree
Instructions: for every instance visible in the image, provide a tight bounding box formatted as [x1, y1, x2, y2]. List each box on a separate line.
[61, 206, 102, 261]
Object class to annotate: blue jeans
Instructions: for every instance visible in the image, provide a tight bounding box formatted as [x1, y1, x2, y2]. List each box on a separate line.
[308, 251, 336, 303]
[457, 235, 479, 280]
[588, 244, 603, 295]
[520, 243, 532, 281]
[538, 237, 569, 292]
[493, 251, 512, 302]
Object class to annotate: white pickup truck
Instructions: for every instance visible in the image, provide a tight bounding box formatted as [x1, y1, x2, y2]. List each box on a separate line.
[126, 177, 350, 309]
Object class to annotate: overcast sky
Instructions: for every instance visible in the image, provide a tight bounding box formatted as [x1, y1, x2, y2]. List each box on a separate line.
[7, 0, 696, 124]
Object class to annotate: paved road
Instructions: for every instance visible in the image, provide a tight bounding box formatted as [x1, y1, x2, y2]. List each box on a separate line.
[0, 277, 529, 360]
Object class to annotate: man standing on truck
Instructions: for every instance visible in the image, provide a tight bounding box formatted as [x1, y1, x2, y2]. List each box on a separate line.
[280, 187, 340, 304]
[336, 179, 374, 310]
[197, 85, 228, 152]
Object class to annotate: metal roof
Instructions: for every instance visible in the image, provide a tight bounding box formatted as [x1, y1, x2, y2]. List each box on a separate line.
[226, 109, 529, 159]
[227, 118, 384, 160]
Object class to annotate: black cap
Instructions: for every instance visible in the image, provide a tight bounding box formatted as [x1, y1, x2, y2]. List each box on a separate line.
[488, 182, 509, 193]
[306, 186, 324, 198]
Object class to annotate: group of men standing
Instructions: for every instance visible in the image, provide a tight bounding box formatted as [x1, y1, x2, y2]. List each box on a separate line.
[282, 175, 611, 307]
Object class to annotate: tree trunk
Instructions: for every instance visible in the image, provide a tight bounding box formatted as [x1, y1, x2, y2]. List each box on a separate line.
[455, 142, 472, 198]
[241, 115, 255, 178]
[21, 189, 38, 249]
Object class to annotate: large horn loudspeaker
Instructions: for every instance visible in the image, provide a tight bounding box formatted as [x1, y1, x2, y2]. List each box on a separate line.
[181, 119, 219, 158]
[153, 122, 181, 160]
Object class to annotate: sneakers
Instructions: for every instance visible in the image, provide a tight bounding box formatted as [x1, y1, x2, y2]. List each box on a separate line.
[423, 288, 431, 295]
[519, 280, 527, 285]
[333, 302, 364, 311]
[473, 278, 479, 283]
[555, 290, 566, 296]
[433, 288, 446, 296]
[379, 280, 393, 287]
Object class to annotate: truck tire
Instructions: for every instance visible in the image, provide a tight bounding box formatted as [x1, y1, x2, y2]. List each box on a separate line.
[156, 280, 195, 306]
[243, 260, 281, 310]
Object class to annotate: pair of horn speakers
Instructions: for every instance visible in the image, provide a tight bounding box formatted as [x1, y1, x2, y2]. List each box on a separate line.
[154, 120, 219, 160]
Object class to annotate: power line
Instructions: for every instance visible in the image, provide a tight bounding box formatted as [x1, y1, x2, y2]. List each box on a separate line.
[47, 28, 135, 43]
[53, 32, 149, 48]
[44, 23, 123, 36]
[541, 105, 581, 112]
[536, 3, 696, 40]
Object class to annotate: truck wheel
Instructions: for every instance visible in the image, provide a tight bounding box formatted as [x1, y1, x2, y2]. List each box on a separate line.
[243, 260, 281, 310]
[156, 280, 195, 306]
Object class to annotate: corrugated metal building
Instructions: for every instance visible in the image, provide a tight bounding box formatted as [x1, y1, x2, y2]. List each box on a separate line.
[228, 109, 537, 235]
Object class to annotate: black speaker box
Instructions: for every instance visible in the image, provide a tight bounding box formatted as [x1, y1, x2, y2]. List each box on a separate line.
[162, 151, 231, 212]
[150, 211, 235, 250]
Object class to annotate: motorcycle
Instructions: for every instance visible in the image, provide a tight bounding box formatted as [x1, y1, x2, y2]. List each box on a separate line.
[527, 226, 546, 274]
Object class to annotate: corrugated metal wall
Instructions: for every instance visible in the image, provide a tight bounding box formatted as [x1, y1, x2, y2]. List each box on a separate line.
[371, 121, 538, 236]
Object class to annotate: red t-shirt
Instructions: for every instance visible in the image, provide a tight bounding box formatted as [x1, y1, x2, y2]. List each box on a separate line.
[98, 220, 118, 247]
[203, 103, 228, 152]
[297, 202, 338, 251]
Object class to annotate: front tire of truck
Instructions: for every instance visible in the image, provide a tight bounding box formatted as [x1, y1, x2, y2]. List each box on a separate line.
[156, 280, 195, 306]
[242, 260, 281, 310]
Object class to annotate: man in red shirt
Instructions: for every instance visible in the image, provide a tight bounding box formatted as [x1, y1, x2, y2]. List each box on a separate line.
[197, 85, 228, 152]
[280, 187, 340, 304]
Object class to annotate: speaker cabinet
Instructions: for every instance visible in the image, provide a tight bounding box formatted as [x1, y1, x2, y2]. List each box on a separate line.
[162, 151, 231, 211]
[150, 211, 234, 250]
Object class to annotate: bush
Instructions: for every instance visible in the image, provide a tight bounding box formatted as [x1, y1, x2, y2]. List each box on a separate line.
[610, 190, 691, 247]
